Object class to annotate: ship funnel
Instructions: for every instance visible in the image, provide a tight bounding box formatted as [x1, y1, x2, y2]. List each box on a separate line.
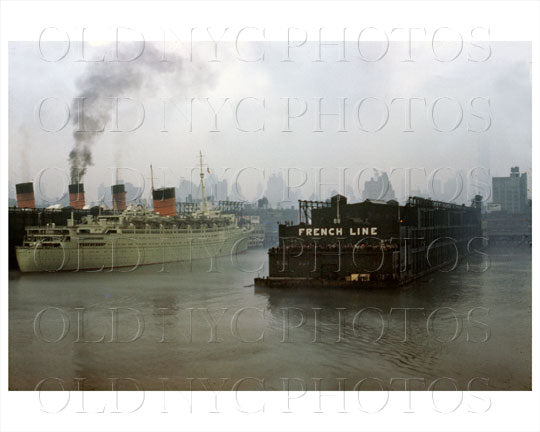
[16, 182, 35, 209]
[69, 183, 85, 209]
[111, 184, 127, 211]
[152, 187, 176, 216]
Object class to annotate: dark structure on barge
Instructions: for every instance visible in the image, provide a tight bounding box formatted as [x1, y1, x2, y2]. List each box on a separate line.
[254, 194, 483, 288]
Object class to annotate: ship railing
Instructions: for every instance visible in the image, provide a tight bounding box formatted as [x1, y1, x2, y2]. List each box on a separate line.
[25, 232, 67, 239]
[25, 226, 69, 233]
[23, 233, 65, 244]
[118, 225, 236, 235]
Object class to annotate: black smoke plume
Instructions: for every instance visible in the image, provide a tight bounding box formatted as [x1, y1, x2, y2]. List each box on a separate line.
[69, 43, 190, 182]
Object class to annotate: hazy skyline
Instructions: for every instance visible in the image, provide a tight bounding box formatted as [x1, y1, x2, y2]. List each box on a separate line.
[9, 41, 532, 204]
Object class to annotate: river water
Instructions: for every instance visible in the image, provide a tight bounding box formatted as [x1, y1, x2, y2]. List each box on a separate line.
[9, 247, 531, 391]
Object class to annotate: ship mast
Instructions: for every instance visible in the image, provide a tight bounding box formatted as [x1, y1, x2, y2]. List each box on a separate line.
[199, 151, 208, 214]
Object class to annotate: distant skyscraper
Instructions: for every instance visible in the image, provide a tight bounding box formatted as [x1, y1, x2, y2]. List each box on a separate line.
[229, 182, 245, 201]
[96, 183, 111, 206]
[256, 182, 263, 200]
[492, 167, 528, 213]
[344, 184, 357, 203]
[362, 171, 396, 201]
[264, 172, 300, 208]
[176, 179, 198, 202]
[124, 182, 144, 205]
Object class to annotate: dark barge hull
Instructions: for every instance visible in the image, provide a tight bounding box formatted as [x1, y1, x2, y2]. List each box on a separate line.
[254, 258, 463, 289]
[254, 261, 454, 289]
[254, 277, 399, 289]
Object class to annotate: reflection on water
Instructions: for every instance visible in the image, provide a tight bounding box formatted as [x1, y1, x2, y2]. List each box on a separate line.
[9, 246, 531, 390]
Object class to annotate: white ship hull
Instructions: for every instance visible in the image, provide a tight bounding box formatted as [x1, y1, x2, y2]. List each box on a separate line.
[16, 227, 251, 272]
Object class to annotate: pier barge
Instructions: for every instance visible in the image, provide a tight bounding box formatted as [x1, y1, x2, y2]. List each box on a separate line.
[254, 195, 483, 289]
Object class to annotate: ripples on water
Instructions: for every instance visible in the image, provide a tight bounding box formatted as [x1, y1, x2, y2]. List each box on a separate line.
[9, 246, 531, 390]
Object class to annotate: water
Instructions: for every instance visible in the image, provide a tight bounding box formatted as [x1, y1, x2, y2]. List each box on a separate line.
[9, 247, 531, 391]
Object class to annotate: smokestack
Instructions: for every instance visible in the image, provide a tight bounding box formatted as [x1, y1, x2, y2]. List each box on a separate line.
[152, 187, 176, 216]
[16, 182, 35, 209]
[111, 184, 127, 211]
[69, 183, 85, 209]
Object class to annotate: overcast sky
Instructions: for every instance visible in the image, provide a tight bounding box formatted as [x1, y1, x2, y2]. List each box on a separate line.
[9, 41, 531, 204]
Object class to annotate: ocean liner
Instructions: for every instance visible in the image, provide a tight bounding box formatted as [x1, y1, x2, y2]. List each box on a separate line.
[15, 153, 253, 272]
